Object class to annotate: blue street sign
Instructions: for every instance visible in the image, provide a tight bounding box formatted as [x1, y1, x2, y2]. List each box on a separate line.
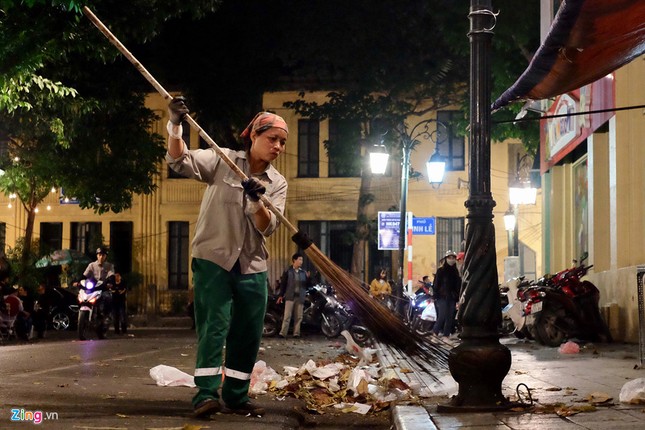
[412, 217, 436, 235]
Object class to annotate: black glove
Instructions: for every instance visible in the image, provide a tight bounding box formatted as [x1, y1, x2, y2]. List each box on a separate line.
[241, 178, 266, 202]
[291, 231, 313, 250]
[168, 96, 189, 125]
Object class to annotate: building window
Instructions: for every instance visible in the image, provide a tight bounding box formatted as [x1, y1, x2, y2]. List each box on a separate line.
[110, 222, 133, 274]
[327, 119, 361, 178]
[298, 119, 319, 177]
[298, 220, 356, 277]
[436, 217, 465, 257]
[437, 111, 465, 171]
[168, 120, 191, 179]
[40, 222, 63, 253]
[71, 222, 102, 256]
[168, 221, 189, 290]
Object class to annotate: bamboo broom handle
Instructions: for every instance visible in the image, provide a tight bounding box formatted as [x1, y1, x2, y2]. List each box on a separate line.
[83, 7, 298, 234]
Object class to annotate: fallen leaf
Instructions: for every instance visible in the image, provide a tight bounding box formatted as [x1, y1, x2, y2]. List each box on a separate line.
[399, 368, 414, 374]
[387, 378, 410, 391]
[585, 392, 612, 404]
[545, 387, 562, 392]
[116, 413, 128, 418]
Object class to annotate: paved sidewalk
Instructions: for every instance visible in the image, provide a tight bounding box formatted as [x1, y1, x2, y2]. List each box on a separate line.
[378, 337, 645, 430]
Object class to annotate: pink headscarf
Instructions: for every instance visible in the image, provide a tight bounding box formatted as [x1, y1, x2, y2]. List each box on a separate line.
[240, 112, 289, 139]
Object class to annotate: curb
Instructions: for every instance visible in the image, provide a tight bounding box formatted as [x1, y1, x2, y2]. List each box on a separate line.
[392, 405, 437, 430]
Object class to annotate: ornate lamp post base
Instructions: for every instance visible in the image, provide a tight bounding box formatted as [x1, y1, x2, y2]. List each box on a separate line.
[438, 328, 512, 411]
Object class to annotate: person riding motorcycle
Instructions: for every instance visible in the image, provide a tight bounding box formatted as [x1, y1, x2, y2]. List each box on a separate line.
[74, 247, 115, 316]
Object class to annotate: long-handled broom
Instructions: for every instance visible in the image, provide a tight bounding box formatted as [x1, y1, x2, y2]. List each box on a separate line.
[82, 7, 449, 373]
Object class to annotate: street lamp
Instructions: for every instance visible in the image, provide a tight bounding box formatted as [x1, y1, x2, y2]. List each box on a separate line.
[508, 153, 537, 258]
[503, 206, 517, 256]
[440, 0, 512, 411]
[369, 118, 446, 298]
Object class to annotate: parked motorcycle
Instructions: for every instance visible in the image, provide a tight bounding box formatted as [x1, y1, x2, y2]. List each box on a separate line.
[500, 276, 534, 339]
[405, 289, 436, 336]
[77, 278, 110, 340]
[504, 253, 612, 347]
[264, 284, 367, 341]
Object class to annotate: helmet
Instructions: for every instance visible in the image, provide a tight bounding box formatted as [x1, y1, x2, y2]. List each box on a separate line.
[96, 247, 108, 255]
[445, 250, 457, 258]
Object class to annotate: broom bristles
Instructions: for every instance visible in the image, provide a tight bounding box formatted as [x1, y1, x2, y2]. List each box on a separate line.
[303, 244, 450, 376]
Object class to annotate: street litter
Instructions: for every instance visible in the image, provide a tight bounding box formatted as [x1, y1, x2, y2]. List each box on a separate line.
[620, 378, 645, 404]
[558, 341, 580, 354]
[246, 349, 427, 414]
[149, 364, 195, 387]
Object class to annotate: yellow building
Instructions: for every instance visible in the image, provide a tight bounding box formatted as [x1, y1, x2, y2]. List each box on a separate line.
[541, 54, 645, 342]
[0, 91, 542, 315]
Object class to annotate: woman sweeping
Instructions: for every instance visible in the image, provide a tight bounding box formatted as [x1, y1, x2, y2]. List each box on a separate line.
[166, 98, 288, 419]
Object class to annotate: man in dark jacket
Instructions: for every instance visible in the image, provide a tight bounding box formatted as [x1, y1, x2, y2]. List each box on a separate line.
[431, 250, 462, 337]
[277, 253, 311, 338]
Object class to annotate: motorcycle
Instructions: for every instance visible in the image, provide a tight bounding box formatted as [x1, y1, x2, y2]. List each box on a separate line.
[505, 253, 612, 347]
[500, 276, 535, 339]
[77, 278, 111, 340]
[405, 289, 436, 336]
[264, 284, 368, 341]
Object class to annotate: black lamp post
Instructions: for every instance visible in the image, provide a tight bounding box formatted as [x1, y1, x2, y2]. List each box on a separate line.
[439, 0, 512, 411]
[370, 119, 446, 299]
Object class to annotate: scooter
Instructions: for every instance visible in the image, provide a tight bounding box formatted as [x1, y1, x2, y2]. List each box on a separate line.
[77, 278, 110, 340]
[528, 253, 612, 347]
[505, 253, 612, 347]
[264, 284, 368, 340]
[406, 289, 436, 336]
[500, 276, 535, 339]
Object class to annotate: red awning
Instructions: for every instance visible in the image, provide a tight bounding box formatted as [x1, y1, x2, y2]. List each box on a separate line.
[492, 0, 645, 111]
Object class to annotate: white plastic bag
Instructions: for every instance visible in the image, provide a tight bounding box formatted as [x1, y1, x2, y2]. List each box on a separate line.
[421, 301, 437, 322]
[149, 364, 196, 387]
[620, 378, 645, 404]
[249, 360, 282, 394]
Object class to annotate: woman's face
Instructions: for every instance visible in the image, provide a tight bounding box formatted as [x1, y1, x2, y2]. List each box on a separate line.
[250, 127, 287, 164]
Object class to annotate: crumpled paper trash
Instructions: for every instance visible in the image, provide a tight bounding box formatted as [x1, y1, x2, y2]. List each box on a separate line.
[250, 360, 282, 394]
[620, 378, 645, 404]
[558, 341, 580, 354]
[149, 364, 195, 387]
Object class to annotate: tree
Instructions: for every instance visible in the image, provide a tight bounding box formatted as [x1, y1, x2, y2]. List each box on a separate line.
[0, 1, 221, 283]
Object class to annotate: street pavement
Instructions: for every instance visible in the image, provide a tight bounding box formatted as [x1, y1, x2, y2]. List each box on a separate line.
[3, 324, 645, 429]
[379, 336, 645, 430]
[0, 327, 389, 429]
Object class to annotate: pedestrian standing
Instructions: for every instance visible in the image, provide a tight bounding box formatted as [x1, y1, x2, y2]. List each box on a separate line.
[369, 268, 392, 306]
[166, 97, 290, 418]
[431, 250, 462, 337]
[111, 272, 128, 334]
[277, 253, 310, 338]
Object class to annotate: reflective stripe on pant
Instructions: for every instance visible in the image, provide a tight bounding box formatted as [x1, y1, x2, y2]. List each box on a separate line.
[191, 258, 267, 407]
[279, 300, 303, 337]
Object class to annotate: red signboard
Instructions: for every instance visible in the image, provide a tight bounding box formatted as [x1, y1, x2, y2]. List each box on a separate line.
[540, 74, 615, 173]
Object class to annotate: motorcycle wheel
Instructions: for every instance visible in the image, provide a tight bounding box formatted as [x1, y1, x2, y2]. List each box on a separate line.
[78, 310, 90, 340]
[263, 312, 281, 337]
[411, 316, 434, 336]
[536, 306, 570, 347]
[51, 310, 71, 331]
[321, 313, 342, 338]
[350, 326, 371, 347]
[499, 317, 515, 336]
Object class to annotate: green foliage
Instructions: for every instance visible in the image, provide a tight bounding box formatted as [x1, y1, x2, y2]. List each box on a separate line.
[5, 237, 42, 290]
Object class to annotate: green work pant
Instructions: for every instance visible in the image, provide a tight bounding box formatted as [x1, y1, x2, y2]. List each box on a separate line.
[191, 258, 267, 408]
